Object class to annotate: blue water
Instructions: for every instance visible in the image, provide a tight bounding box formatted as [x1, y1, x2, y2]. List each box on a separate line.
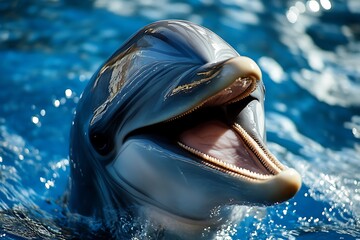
[0, 0, 359, 239]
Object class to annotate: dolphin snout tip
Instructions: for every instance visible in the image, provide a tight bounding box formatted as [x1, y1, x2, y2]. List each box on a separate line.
[224, 56, 262, 82]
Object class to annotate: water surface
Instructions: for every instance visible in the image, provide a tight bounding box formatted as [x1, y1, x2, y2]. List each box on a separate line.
[0, 0, 359, 239]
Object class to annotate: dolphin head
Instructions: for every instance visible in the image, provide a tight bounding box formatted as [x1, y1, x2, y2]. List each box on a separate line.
[69, 20, 301, 223]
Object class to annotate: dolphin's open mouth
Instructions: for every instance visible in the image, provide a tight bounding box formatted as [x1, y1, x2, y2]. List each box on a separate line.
[136, 74, 285, 182]
[178, 120, 283, 181]
[174, 78, 285, 181]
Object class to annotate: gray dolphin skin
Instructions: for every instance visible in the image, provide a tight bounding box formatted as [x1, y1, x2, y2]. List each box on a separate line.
[68, 20, 301, 237]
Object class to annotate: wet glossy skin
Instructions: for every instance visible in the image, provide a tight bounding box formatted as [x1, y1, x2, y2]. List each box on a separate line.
[68, 20, 301, 235]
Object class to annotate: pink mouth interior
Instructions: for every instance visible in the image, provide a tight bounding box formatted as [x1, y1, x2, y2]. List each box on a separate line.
[178, 120, 270, 175]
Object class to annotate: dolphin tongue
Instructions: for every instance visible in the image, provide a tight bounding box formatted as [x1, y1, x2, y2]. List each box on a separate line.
[178, 120, 270, 175]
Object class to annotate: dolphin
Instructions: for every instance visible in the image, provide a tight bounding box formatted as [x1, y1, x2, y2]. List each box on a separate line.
[68, 20, 301, 238]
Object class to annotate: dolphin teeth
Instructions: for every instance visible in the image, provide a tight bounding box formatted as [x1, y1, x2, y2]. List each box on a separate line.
[165, 102, 206, 122]
[177, 141, 273, 181]
[232, 123, 285, 174]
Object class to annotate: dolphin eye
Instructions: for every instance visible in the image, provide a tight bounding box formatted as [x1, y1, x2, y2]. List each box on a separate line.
[90, 132, 113, 155]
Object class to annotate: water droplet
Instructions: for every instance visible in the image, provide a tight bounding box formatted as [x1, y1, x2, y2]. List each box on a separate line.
[65, 89, 72, 98]
[295, 1, 306, 13]
[320, 0, 331, 10]
[307, 0, 320, 12]
[32, 116, 39, 124]
[286, 8, 298, 23]
[53, 99, 60, 107]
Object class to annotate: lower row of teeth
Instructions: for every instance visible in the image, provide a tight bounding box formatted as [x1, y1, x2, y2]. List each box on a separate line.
[177, 141, 273, 180]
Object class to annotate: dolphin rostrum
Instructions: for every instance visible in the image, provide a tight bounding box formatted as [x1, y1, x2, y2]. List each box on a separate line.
[68, 20, 301, 238]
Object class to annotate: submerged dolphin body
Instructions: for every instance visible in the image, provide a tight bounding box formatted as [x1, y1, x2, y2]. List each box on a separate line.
[68, 20, 301, 237]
